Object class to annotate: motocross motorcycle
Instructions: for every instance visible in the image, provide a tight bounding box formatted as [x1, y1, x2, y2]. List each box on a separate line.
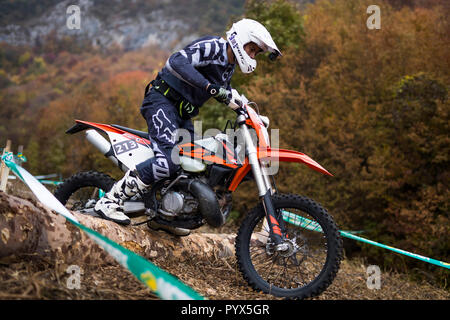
[54, 92, 343, 299]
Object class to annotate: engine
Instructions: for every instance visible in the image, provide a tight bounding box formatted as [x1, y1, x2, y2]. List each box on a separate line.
[154, 178, 232, 228]
[159, 190, 198, 217]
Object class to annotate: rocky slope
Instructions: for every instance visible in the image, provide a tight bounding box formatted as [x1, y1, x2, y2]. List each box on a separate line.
[0, 0, 246, 51]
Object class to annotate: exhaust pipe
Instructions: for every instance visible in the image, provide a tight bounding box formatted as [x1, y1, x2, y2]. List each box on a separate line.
[85, 130, 128, 172]
[178, 179, 225, 228]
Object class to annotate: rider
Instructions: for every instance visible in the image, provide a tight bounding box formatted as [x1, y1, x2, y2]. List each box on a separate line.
[94, 18, 281, 235]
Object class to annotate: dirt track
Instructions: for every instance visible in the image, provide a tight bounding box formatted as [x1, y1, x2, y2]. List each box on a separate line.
[0, 188, 448, 300]
[0, 229, 448, 300]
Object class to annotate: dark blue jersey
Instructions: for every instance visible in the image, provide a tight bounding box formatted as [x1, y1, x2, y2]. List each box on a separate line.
[158, 36, 235, 107]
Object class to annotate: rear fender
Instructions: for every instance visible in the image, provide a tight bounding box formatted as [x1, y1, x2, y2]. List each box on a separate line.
[66, 120, 154, 171]
[67, 120, 125, 135]
[67, 120, 152, 146]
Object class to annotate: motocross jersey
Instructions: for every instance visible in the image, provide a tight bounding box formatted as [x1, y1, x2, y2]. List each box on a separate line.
[158, 36, 236, 108]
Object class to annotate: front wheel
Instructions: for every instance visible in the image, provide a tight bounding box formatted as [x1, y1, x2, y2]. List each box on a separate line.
[235, 193, 343, 299]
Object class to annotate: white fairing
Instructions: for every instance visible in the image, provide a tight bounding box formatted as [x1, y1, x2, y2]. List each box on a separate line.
[179, 157, 206, 172]
[179, 136, 220, 172]
[106, 132, 226, 173]
[106, 131, 154, 171]
[194, 136, 220, 153]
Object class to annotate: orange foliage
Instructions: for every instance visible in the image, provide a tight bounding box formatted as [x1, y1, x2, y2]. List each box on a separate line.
[232, 0, 449, 282]
[0, 0, 448, 284]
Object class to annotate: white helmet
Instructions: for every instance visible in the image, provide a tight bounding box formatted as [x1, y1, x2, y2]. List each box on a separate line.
[226, 18, 282, 74]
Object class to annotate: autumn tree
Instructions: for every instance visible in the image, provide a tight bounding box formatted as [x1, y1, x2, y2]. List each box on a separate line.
[226, 0, 449, 284]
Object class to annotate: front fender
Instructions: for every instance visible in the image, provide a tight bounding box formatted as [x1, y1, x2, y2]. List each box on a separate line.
[258, 148, 333, 176]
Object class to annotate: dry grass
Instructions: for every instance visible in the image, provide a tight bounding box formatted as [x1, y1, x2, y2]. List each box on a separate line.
[0, 249, 448, 300]
[0, 181, 448, 300]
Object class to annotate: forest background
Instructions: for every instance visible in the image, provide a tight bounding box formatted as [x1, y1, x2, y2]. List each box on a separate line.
[0, 0, 448, 287]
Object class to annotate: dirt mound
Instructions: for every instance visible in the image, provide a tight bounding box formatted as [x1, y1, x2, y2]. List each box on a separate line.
[0, 191, 448, 300]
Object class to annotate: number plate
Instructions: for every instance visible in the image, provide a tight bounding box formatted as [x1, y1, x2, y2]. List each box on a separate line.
[113, 140, 139, 155]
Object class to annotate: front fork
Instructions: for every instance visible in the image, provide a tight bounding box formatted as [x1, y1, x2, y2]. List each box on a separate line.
[239, 117, 285, 245]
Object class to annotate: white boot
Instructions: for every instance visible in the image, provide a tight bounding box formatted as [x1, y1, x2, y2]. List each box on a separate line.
[94, 170, 149, 225]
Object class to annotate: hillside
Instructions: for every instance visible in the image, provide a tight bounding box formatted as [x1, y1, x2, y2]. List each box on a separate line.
[0, 0, 449, 297]
[0, 0, 246, 51]
[0, 190, 448, 300]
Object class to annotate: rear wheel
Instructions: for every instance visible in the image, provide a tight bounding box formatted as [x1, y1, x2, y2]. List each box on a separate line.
[54, 171, 116, 213]
[235, 193, 343, 299]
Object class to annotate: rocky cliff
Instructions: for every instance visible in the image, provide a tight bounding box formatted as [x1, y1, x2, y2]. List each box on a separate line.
[0, 0, 246, 51]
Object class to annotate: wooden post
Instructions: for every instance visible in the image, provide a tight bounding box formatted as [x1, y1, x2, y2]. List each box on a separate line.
[0, 139, 12, 192]
[17, 145, 23, 166]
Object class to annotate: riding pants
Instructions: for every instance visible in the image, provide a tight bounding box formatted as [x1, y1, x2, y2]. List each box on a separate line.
[135, 88, 194, 185]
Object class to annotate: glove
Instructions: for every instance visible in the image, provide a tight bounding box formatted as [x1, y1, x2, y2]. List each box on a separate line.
[207, 83, 230, 104]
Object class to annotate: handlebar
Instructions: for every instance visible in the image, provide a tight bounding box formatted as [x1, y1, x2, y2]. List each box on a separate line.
[233, 106, 247, 117]
[227, 88, 244, 110]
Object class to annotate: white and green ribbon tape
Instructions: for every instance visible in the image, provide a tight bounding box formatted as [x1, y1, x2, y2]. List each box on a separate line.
[0, 148, 27, 163]
[282, 210, 450, 270]
[1, 152, 204, 300]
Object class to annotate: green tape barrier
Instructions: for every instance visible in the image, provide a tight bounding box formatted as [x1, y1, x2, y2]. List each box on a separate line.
[1, 152, 204, 300]
[0, 149, 27, 163]
[37, 179, 63, 186]
[7, 176, 62, 186]
[281, 210, 450, 270]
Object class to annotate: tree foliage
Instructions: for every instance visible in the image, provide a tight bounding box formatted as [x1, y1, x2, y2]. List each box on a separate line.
[0, 0, 448, 286]
[233, 0, 449, 284]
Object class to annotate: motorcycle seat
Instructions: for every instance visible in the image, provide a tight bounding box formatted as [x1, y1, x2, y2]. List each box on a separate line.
[111, 124, 149, 139]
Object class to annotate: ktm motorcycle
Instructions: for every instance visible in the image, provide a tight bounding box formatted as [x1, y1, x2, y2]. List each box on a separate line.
[55, 93, 343, 299]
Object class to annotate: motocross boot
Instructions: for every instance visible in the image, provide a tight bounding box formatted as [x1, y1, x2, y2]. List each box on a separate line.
[94, 169, 149, 225]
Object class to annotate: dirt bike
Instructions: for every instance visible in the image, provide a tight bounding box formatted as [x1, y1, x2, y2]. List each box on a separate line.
[54, 93, 343, 299]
